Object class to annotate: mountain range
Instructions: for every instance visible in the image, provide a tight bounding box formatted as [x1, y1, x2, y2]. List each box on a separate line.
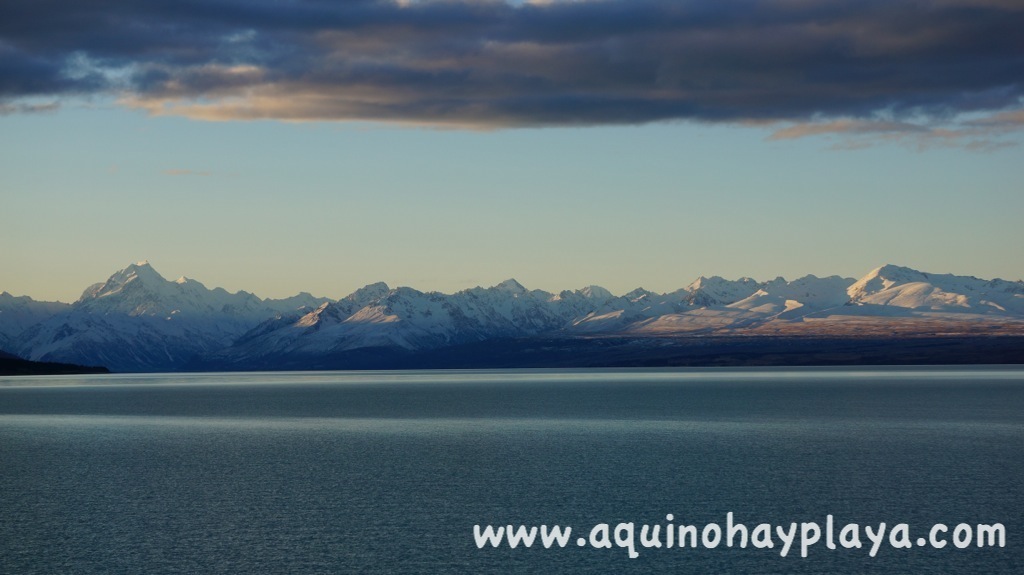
[2, 261, 1023, 372]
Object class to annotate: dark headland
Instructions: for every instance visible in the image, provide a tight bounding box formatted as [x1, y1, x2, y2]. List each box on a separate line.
[0, 350, 109, 376]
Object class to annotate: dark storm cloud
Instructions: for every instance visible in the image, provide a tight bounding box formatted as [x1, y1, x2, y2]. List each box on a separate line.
[1, 0, 1022, 129]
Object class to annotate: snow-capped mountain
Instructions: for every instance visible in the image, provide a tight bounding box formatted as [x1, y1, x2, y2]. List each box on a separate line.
[680, 276, 763, 307]
[264, 291, 334, 315]
[220, 280, 570, 365]
[16, 262, 330, 371]
[73, 262, 268, 320]
[845, 264, 1024, 315]
[5, 262, 1023, 371]
[727, 275, 855, 319]
[0, 292, 69, 353]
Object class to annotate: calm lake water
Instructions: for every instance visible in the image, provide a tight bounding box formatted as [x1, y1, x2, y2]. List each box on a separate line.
[1, 367, 1022, 574]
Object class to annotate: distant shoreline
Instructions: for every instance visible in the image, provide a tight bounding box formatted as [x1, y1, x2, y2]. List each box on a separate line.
[0, 355, 109, 376]
[10, 335, 1020, 376]
[7, 335, 1022, 376]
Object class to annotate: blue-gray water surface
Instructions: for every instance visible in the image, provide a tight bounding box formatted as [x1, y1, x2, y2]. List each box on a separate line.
[1, 367, 1021, 574]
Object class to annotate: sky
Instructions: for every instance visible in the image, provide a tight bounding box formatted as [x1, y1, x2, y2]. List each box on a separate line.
[2, 0, 1023, 302]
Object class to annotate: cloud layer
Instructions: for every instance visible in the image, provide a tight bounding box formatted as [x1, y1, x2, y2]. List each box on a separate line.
[2, 0, 1022, 135]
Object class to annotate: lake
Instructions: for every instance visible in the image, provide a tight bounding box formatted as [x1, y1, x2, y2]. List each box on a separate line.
[1, 367, 1022, 573]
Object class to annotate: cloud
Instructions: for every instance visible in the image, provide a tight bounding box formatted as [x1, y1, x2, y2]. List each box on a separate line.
[1, 0, 1023, 137]
[0, 100, 58, 115]
[767, 108, 1024, 151]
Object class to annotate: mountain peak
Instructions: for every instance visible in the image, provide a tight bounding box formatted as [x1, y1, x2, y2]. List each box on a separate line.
[119, 261, 162, 278]
[624, 287, 655, 301]
[687, 275, 759, 291]
[849, 264, 928, 297]
[579, 285, 614, 300]
[77, 261, 168, 302]
[683, 275, 762, 307]
[870, 264, 926, 278]
[343, 282, 391, 307]
[494, 278, 528, 295]
[687, 275, 722, 291]
[688, 275, 709, 287]
[122, 260, 164, 279]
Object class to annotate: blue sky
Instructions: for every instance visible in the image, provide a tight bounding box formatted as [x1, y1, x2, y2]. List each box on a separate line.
[2, 1, 1023, 301]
